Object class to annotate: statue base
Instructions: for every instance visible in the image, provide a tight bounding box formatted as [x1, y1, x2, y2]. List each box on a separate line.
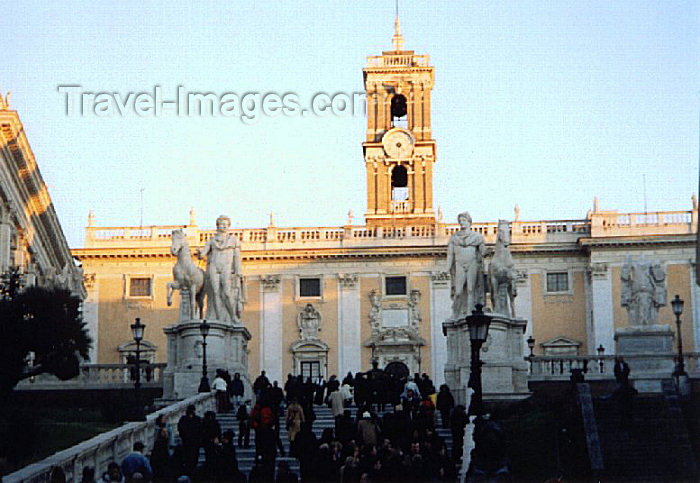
[162, 319, 252, 400]
[615, 324, 674, 393]
[443, 315, 530, 406]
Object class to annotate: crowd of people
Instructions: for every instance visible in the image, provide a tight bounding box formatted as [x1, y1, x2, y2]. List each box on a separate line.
[68, 365, 467, 483]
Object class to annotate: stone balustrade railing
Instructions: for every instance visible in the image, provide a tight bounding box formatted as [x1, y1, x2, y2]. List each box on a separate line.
[81, 208, 694, 250]
[4, 392, 216, 483]
[590, 210, 696, 237]
[366, 54, 430, 67]
[528, 353, 700, 381]
[16, 363, 167, 390]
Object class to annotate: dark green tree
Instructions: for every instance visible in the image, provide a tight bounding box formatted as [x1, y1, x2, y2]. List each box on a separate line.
[0, 272, 91, 397]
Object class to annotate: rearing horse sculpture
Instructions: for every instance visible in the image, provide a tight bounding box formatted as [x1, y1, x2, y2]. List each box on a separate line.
[167, 229, 206, 320]
[488, 220, 517, 317]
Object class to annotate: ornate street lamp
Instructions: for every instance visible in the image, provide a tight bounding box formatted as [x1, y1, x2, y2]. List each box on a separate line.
[596, 344, 605, 373]
[198, 320, 211, 393]
[526, 336, 535, 358]
[466, 304, 492, 418]
[526, 335, 535, 373]
[671, 295, 686, 378]
[130, 317, 146, 421]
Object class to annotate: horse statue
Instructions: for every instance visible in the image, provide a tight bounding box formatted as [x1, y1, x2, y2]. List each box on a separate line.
[488, 220, 517, 317]
[167, 229, 206, 320]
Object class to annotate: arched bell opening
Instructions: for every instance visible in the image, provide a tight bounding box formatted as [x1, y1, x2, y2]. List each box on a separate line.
[391, 94, 408, 128]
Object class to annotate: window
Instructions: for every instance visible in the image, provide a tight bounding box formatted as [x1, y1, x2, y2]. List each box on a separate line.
[300, 361, 321, 379]
[546, 272, 569, 293]
[385, 276, 407, 296]
[391, 94, 408, 128]
[299, 277, 321, 297]
[129, 277, 152, 297]
[391, 166, 409, 201]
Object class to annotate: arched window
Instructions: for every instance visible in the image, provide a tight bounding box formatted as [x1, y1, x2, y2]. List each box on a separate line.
[391, 94, 407, 128]
[391, 165, 408, 201]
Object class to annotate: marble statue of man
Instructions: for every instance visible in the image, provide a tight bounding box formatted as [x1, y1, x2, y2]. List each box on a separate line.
[620, 254, 666, 326]
[446, 211, 486, 320]
[197, 215, 243, 323]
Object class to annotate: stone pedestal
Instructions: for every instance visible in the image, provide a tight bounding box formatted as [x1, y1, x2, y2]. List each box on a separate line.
[162, 320, 252, 401]
[615, 324, 674, 393]
[443, 315, 530, 406]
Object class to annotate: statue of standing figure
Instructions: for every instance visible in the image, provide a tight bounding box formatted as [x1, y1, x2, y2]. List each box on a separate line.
[620, 254, 666, 326]
[196, 215, 244, 323]
[446, 211, 486, 320]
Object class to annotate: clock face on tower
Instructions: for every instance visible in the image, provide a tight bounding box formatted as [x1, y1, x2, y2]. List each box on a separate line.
[382, 128, 415, 159]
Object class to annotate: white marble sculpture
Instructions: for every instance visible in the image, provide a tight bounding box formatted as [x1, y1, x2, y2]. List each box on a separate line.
[298, 303, 321, 340]
[41, 263, 84, 296]
[446, 211, 486, 320]
[196, 215, 244, 323]
[408, 289, 422, 331]
[369, 289, 382, 331]
[620, 254, 666, 326]
[167, 229, 206, 320]
[488, 220, 517, 317]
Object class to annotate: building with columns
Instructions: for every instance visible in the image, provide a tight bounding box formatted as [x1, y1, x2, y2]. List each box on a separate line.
[72, 22, 698, 387]
[0, 94, 80, 298]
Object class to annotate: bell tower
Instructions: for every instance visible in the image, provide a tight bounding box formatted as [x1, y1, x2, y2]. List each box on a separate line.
[363, 16, 436, 226]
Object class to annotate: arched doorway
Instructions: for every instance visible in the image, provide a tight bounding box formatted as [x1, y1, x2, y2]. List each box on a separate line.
[385, 361, 409, 381]
[384, 361, 410, 405]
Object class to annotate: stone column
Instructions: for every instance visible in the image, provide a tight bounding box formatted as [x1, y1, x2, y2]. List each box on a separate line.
[691, 264, 700, 352]
[416, 83, 424, 140]
[377, 91, 387, 136]
[82, 273, 99, 362]
[0, 203, 13, 272]
[589, 263, 615, 354]
[413, 159, 424, 214]
[260, 275, 283, 383]
[337, 273, 361, 377]
[513, 269, 532, 357]
[430, 272, 451, 386]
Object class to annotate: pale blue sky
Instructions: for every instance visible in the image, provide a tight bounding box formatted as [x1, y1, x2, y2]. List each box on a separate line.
[2, 1, 699, 247]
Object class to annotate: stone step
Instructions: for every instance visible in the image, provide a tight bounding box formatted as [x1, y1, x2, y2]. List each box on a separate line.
[186, 404, 459, 476]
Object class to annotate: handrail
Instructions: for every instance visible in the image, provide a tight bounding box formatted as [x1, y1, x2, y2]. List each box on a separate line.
[16, 363, 167, 389]
[4, 393, 216, 483]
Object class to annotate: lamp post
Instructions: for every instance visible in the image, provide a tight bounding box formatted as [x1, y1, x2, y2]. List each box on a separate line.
[526, 336, 535, 373]
[130, 317, 146, 421]
[526, 336, 535, 357]
[597, 344, 605, 373]
[671, 295, 686, 379]
[466, 304, 492, 418]
[198, 320, 211, 393]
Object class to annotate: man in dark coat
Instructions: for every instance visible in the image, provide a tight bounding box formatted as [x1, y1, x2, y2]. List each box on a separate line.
[367, 360, 386, 411]
[614, 357, 630, 386]
[230, 372, 245, 407]
[177, 405, 202, 475]
[253, 370, 270, 398]
[436, 384, 455, 429]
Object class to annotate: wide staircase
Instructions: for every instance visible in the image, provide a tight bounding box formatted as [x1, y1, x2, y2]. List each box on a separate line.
[592, 382, 697, 481]
[199, 404, 456, 477]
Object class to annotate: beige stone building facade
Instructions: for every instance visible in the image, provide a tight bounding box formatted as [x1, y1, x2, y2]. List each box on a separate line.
[0, 95, 80, 296]
[72, 25, 699, 387]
